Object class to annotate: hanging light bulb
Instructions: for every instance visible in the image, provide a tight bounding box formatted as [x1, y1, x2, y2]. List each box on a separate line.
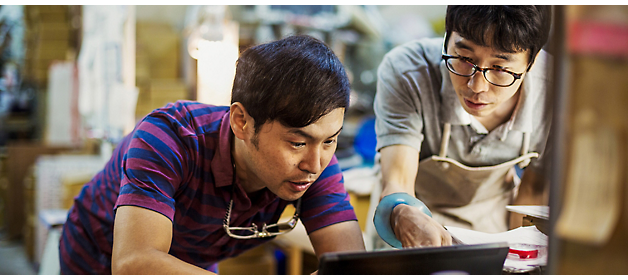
[188, 5, 239, 106]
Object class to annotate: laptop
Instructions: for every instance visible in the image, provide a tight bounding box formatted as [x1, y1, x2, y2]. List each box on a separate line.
[318, 242, 509, 275]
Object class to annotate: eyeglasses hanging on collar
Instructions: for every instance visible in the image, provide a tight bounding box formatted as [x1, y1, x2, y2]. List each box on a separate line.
[223, 196, 301, 239]
[222, 163, 301, 239]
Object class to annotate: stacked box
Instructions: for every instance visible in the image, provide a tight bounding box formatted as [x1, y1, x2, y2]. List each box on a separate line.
[149, 79, 189, 107]
[136, 22, 181, 79]
[31, 155, 105, 265]
[22, 5, 73, 88]
[349, 192, 371, 232]
[0, 153, 7, 229]
[135, 78, 188, 119]
[134, 22, 188, 120]
[60, 172, 95, 210]
[3, 144, 75, 243]
[23, 168, 36, 261]
[218, 243, 277, 275]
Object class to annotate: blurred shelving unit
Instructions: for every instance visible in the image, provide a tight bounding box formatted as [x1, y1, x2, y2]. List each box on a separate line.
[548, 5, 628, 274]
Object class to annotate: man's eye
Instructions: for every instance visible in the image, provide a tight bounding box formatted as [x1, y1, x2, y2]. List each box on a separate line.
[491, 65, 508, 72]
[324, 139, 337, 145]
[461, 56, 474, 63]
[291, 142, 305, 148]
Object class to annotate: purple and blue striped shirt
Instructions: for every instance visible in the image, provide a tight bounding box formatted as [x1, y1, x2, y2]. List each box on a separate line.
[59, 100, 356, 274]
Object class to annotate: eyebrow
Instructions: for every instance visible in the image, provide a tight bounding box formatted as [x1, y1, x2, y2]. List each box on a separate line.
[288, 126, 343, 140]
[454, 40, 513, 62]
[494, 53, 513, 61]
[454, 40, 474, 52]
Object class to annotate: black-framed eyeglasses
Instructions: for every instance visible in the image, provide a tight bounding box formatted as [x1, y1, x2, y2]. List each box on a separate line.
[441, 32, 526, 88]
[223, 196, 301, 239]
[442, 54, 524, 87]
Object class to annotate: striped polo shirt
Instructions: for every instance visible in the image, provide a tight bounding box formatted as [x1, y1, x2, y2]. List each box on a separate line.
[59, 100, 357, 274]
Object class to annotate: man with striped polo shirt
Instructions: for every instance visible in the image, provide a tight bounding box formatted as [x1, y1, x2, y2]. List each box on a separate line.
[59, 35, 365, 274]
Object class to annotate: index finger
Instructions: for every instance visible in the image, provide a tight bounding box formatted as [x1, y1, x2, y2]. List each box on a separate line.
[441, 227, 455, 246]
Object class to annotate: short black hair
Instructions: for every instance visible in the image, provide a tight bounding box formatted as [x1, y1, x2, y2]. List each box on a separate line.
[231, 35, 350, 133]
[445, 5, 552, 69]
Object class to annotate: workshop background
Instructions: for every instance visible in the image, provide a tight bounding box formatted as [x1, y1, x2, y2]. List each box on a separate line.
[1, 5, 628, 275]
[0, 5, 447, 275]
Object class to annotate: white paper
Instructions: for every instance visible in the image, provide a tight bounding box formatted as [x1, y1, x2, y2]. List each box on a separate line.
[46, 62, 78, 146]
[506, 205, 549, 220]
[343, 166, 378, 195]
[108, 84, 139, 138]
[38, 209, 70, 228]
[78, 5, 131, 140]
[445, 226, 548, 273]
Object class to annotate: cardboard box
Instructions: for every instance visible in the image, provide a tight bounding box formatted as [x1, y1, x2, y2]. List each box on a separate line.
[32, 155, 106, 264]
[151, 92, 188, 106]
[136, 21, 181, 79]
[37, 12, 68, 22]
[3, 144, 75, 240]
[218, 244, 277, 275]
[134, 104, 155, 121]
[23, 5, 73, 87]
[135, 79, 188, 119]
[25, 5, 67, 15]
[349, 192, 370, 232]
[23, 213, 36, 262]
[135, 53, 152, 80]
[0, 154, 7, 229]
[23, 170, 36, 262]
[151, 66, 179, 80]
[61, 172, 95, 210]
[29, 22, 71, 41]
[33, 41, 70, 60]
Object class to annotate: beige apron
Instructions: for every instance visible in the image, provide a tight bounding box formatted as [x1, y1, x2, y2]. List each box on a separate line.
[415, 123, 539, 233]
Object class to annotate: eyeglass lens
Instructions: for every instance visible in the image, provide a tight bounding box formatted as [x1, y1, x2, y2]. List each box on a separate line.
[228, 219, 295, 238]
[266, 218, 297, 231]
[446, 57, 515, 86]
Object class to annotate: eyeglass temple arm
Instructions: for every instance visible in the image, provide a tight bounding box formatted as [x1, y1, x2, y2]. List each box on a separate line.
[442, 32, 449, 55]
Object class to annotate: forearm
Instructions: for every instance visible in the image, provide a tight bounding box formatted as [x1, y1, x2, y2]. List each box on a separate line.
[309, 220, 365, 259]
[112, 248, 215, 275]
[112, 206, 216, 275]
[379, 145, 420, 199]
[381, 177, 417, 199]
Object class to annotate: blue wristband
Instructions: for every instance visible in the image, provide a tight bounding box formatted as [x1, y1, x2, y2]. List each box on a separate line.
[373, 192, 432, 248]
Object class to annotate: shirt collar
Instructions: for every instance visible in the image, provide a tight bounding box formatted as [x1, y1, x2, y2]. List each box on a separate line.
[438, 50, 550, 139]
[508, 50, 550, 134]
[210, 110, 278, 211]
[211, 110, 236, 188]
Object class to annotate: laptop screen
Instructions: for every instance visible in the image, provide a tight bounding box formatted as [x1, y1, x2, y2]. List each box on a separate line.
[318, 242, 509, 275]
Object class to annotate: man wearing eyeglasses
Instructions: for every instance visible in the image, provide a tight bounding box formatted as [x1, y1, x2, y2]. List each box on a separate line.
[372, 6, 553, 248]
[59, 35, 365, 274]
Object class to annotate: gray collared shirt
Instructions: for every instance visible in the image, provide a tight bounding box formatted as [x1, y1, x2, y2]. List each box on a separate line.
[374, 37, 552, 168]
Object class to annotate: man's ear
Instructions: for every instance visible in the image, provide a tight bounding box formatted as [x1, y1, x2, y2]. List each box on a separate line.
[230, 102, 252, 140]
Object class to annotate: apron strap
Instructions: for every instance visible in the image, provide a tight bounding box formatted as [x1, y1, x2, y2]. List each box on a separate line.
[518, 132, 532, 169]
[439, 122, 533, 168]
[439, 123, 452, 157]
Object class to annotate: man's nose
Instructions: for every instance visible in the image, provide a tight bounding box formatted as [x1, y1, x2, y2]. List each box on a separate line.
[299, 147, 322, 175]
[467, 71, 490, 93]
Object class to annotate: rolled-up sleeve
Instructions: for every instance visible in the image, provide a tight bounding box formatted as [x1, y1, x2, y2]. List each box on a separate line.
[374, 46, 425, 153]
